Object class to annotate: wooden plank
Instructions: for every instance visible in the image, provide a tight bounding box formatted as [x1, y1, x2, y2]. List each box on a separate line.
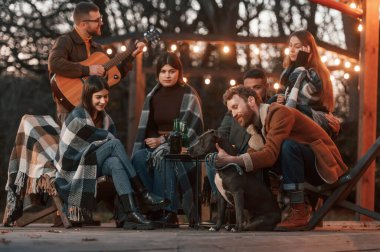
[356, 0, 379, 221]
[127, 53, 145, 154]
[52, 196, 72, 228]
[15, 205, 57, 227]
[309, 0, 363, 19]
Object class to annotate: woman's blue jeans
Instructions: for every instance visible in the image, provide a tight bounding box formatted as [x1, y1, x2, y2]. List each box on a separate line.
[132, 148, 193, 213]
[95, 139, 136, 196]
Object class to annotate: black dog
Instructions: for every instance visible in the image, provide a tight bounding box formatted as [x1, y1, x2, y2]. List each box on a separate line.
[188, 129, 281, 232]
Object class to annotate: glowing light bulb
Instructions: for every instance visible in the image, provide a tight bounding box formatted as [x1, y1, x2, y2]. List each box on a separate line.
[334, 58, 341, 66]
[223, 45, 230, 54]
[349, 2, 357, 9]
[344, 73, 350, 80]
[204, 78, 211, 85]
[358, 24, 363, 32]
[193, 45, 200, 53]
[284, 48, 290, 55]
[230, 79, 236, 86]
[253, 47, 260, 55]
[170, 44, 177, 51]
[106, 48, 113, 55]
[321, 55, 327, 63]
[274, 82, 280, 90]
[143, 46, 147, 52]
[344, 61, 351, 68]
[120, 45, 127, 52]
[183, 77, 188, 83]
[354, 65, 360, 72]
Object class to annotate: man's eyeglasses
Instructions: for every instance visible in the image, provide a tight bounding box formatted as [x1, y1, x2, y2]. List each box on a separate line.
[82, 15, 103, 24]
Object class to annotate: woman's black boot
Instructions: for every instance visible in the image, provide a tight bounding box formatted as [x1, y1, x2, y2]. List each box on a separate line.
[131, 176, 169, 211]
[119, 194, 155, 230]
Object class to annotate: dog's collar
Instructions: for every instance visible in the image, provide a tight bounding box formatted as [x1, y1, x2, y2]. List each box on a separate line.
[215, 163, 244, 176]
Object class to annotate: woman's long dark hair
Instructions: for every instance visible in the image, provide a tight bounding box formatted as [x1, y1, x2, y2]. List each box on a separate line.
[156, 51, 185, 86]
[283, 30, 334, 112]
[81, 75, 110, 117]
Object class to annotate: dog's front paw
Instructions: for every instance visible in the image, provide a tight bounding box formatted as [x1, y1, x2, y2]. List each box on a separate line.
[224, 224, 232, 231]
[230, 227, 242, 233]
[209, 226, 218, 232]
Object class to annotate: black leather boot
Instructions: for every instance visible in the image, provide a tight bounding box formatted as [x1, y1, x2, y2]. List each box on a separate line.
[131, 176, 169, 211]
[119, 194, 155, 230]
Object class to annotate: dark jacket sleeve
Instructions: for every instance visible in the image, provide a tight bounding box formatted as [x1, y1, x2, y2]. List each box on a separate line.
[217, 112, 233, 139]
[48, 36, 89, 78]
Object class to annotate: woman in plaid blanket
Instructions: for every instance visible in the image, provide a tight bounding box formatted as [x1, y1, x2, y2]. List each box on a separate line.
[55, 75, 168, 230]
[132, 52, 204, 227]
[275, 30, 340, 136]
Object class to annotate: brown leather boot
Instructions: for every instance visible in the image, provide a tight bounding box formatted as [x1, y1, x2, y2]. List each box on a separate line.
[275, 203, 311, 230]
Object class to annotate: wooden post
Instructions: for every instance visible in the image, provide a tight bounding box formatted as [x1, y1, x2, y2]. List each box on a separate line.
[356, 0, 379, 221]
[127, 53, 145, 154]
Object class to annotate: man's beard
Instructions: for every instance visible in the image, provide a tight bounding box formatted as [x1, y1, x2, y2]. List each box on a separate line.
[87, 28, 100, 37]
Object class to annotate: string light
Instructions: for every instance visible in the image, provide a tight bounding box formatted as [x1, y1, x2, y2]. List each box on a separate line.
[230, 79, 236, 86]
[349, 2, 357, 9]
[223, 45, 230, 54]
[334, 58, 341, 66]
[204, 78, 211, 85]
[321, 55, 327, 63]
[344, 61, 351, 68]
[284, 48, 290, 55]
[106, 48, 113, 55]
[253, 47, 260, 55]
[354, 65, 360, 72]
[170, 44, 177, 51]
[143, 46, 147, 52]
[358, 24, 363, 32]
[273, 82, 280, 92]
[344, 73, 350, 80]
[183, 77, 188, 83]
[120, 45, 127, 52]
[193, 45, 200, 53]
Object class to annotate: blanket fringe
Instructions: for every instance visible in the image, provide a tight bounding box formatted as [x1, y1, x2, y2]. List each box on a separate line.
[12, 171, 57, 197]
[67, 205, 93, 222]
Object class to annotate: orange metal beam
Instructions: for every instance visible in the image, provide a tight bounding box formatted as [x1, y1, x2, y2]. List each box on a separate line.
[356, 0, 379, 221]
[309, 0, 363, 19]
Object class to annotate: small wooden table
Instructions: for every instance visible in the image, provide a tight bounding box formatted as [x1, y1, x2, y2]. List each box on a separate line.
[164, 153, 204, 228]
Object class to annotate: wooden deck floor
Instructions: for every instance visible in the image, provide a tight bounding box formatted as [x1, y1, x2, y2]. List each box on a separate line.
[0, 222, 379, 252]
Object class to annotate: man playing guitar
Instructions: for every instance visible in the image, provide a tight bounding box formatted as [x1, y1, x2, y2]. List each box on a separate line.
[48, 2, 145, 125]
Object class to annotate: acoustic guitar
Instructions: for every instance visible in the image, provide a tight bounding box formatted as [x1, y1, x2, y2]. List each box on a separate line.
[51, 28, 160, 110]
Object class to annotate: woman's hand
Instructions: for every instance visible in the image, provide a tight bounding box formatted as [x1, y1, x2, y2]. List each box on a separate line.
[325, 113, 340, 134]
[144, 137, 161, 149]
[276, 94, 286, 104]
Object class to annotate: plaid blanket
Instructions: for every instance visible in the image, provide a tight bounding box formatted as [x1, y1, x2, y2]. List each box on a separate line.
[54, 106, 116, 221]
[132, 83, 204, 154]
[132, 83, 204, 222]
[4, 115, 60, 224]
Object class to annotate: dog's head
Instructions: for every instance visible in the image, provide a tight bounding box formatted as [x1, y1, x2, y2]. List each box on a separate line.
[188, 129, 237, 157]
[188, 129, 218, 157]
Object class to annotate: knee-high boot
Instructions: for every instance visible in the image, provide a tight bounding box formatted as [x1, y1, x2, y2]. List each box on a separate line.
[119, 194, 155, 230]
[131, 176, 169, 211]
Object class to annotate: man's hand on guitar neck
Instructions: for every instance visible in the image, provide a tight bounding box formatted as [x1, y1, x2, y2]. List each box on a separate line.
[89, 65, 106, 77]
[132, 41, 146, 57]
